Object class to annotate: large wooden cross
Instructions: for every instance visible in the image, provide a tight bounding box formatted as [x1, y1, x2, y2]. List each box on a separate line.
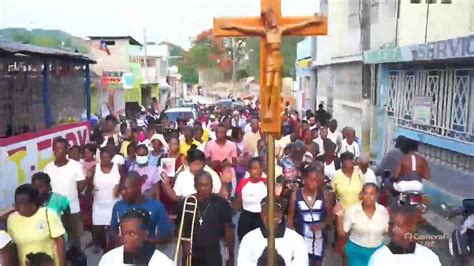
[213, 1, 327, 265]
[213, 0, 327, 136]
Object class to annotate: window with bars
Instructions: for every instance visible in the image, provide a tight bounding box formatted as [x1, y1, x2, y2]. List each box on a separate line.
[385, 68, 473, 143]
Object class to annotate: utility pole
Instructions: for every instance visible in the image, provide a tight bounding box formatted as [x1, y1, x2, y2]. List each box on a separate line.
[143, 27, 149, 84]
[360, 0, 372, 155]
[231, 37, 237, 91]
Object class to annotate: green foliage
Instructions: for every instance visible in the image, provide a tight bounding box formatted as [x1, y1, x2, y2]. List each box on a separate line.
[236, 69, 249, 79]
[0, 28, 89, 54]
[186, 43, 214, 69]
[177, 60, 199, 84]
[161, 42, 199, 84]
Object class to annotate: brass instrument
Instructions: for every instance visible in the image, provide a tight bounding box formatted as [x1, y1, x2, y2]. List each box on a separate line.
[174, 195, 198, 266]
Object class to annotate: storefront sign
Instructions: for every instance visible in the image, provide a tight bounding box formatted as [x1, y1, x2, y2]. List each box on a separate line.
[364, 47, 405, 64]
[412, 96, 432, 125]
[296, 59, 312, 68]
[410, 35, 474, 61]
[0, 122, 91, 207]
[365, 34, 474, 64]
[102, 71, 124, 89]
[122, 73, 134, 89]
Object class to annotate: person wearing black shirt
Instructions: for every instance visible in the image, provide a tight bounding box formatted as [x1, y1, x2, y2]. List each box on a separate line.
[177, 170, 235, 266]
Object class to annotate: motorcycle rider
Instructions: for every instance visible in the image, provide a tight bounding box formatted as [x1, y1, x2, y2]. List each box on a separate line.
[393, 139, 430, 193]
[375, 135, 406, 179]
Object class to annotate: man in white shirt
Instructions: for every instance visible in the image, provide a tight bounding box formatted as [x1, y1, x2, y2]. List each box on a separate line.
[339, 127, 360, 159]
[314, 126, 330, 156]
[327, 119, 343, 146]
[238, 198, 308, 266]
[99, 209, 172, 266]
[161, 149, 222, 201]
[44, 138, 91, 251]
[172, 165, 222, 197]
[369, 205, 441, 266]
[358, 155, 377, 184]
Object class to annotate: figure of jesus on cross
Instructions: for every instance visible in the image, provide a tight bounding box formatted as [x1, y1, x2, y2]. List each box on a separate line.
[214, 0, 327, 135]
[214, 1, 327, 264]
[221, 9, 321, 123]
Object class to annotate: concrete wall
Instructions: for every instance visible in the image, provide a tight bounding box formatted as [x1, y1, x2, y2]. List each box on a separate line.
[325, 1, 361, 58]
[398, 1, 473, 46]
[316, 62, 364, 138]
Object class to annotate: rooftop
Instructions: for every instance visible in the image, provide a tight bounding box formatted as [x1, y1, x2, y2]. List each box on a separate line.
[88, 36, 142, 46]
[0, 40, 96, 63]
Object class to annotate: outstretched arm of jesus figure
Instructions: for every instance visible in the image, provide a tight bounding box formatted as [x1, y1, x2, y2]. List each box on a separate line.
[220, 24, 264, 36]
[282, 16, 323, 34]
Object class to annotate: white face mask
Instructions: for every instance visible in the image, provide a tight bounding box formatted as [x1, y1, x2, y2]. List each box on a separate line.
[136, 155, 148, 165]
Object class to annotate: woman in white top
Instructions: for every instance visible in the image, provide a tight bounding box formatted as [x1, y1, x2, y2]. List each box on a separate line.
[235, 157, 267, 242]
[91, 148, 121, 252]
[334, 183, 389, 266]
[317, 139, 341, 181]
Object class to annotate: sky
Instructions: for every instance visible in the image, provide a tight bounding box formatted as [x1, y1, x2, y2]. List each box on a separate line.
[0, 0, 319, 49]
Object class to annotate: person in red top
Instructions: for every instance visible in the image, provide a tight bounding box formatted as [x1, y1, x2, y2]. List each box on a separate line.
[234, 157, 267, 242]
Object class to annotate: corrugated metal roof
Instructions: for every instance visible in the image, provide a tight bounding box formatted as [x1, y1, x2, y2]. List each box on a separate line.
[0, 40, 96, 63]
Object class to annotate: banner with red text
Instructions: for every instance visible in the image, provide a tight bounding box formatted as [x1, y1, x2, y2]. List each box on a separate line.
[0, 122, 91, 207]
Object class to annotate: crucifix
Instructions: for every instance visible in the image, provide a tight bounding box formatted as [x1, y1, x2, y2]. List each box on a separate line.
[213, 0, 327, 264]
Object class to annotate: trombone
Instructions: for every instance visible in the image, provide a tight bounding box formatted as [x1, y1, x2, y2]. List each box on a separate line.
[174, 195, 198, 266]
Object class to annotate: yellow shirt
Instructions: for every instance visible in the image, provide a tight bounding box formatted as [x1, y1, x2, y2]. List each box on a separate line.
[202, 128, 210, 142]
[331, 169, 364, 211]
[7, 207, 65, 266]
[180, 140, 202, 156]
[119, 140, 131, 156]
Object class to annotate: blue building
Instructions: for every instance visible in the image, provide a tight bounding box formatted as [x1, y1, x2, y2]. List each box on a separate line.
[365, 34, 474, 207]
[296, 37, 316, 114]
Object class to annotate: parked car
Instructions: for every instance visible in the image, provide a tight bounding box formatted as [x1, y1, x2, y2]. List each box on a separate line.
[163, 107, 197, 123]
[216, 98, 234, 107]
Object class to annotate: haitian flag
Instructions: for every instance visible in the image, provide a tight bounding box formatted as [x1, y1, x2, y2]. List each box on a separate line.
[99, 39, 111, 55]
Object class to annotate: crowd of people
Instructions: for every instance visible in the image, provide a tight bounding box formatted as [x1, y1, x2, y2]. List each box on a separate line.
[0, 100, 442, 266]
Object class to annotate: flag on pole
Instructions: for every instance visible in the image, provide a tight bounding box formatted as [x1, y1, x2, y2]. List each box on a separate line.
[99, 39, 111, 55]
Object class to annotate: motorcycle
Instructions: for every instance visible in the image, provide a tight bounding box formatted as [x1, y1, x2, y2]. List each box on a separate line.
[379, 169, 429, 222]
[378, 169, 392, 207]
[441, 199, 474, 266]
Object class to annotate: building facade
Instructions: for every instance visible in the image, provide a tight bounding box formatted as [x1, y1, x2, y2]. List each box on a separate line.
[314, 0, 474, 169]
[313, 0, 366, 141]
[296, 37, 316, 113]
[363, 1, 474, 173]
[88, 36, 143, 117]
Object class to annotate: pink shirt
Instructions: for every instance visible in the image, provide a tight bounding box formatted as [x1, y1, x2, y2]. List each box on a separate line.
[205, 140, 238, 162]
